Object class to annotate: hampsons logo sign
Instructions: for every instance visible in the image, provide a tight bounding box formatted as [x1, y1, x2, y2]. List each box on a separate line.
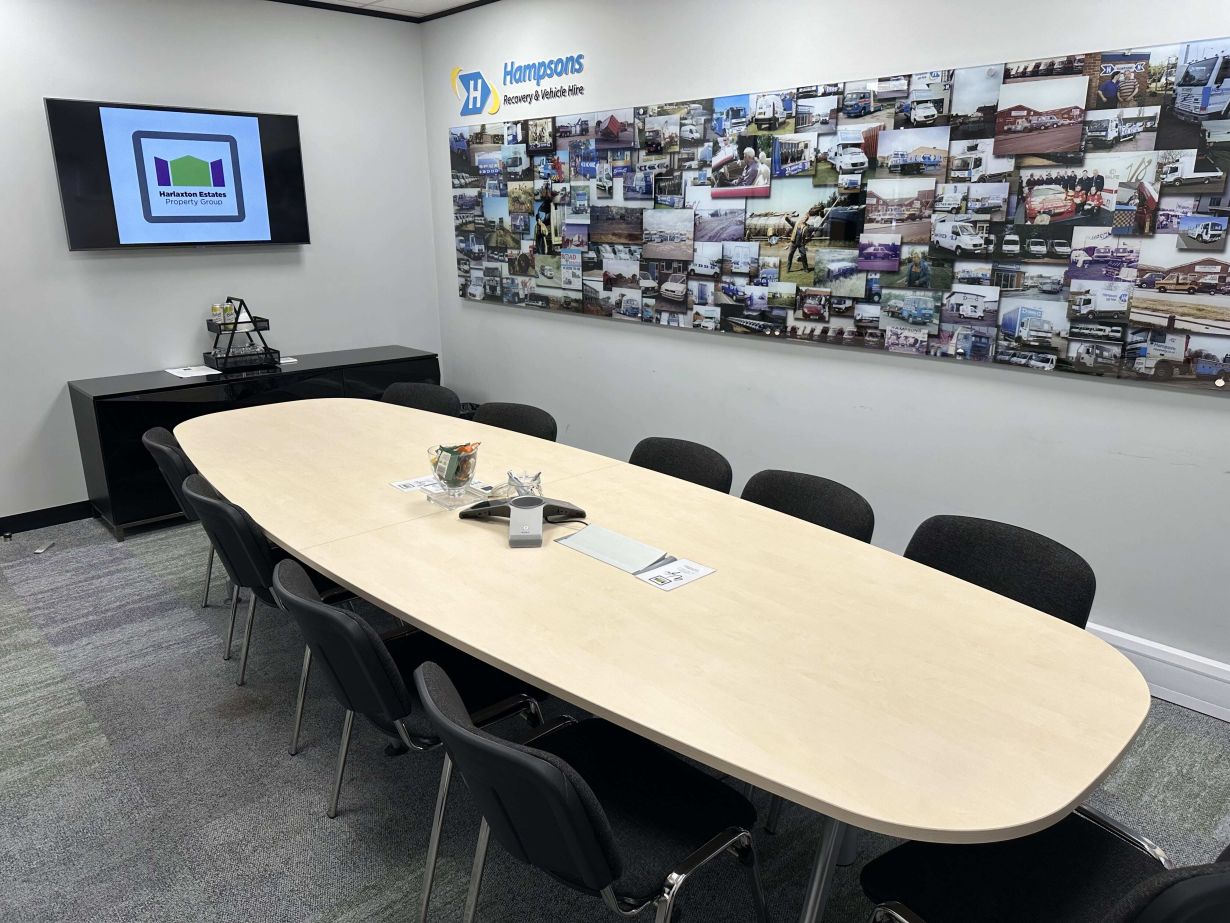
[452, 68, 501, 117]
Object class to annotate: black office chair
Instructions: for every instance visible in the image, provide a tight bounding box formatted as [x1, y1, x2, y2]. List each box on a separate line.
[473, 401, 558, 441]
[413, 661, 769, 923]
[180, 474, 282, 683]
[904, 515, 1096, 628]
[141, 427, 216, 608]
[381, 382, 462, 416]
[271, 560, 541, 838]
[861, 807, 1230, 923]
[629, 436, 733, 493]
[743, 469, 874, 837]
[741, 469, 875, 542]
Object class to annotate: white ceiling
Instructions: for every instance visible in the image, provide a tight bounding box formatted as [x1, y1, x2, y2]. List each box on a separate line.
[297, 0, 486, 19]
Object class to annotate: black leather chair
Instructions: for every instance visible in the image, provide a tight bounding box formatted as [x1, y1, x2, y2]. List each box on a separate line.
[473, 401, 558, 441]
[413, 661, 769, 923]
[181, 474, 281, 682]
[271, 560, 542, 838]
[381, 382, 462, 416]
[743, 469, 874, 837]
[141, 428, 215, 608]
[629, 437, 733, 493]
[904, 515, 1096, 628]
[861, 807, 1230, 923]
[742, 469, 875, 542]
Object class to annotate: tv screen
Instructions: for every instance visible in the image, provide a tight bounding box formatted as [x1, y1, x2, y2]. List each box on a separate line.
[45, 98, 309, 250]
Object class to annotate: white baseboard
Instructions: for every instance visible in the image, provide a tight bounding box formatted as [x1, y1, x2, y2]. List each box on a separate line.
[1088, 622, 1230, 723]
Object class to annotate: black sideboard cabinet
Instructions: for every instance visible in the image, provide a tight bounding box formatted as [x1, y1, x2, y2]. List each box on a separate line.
[69, 345, 440, 539]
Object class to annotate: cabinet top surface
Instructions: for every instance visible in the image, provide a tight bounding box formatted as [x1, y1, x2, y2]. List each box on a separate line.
[68, 345, 438, 399]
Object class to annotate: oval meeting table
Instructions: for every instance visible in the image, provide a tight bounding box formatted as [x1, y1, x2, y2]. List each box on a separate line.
[177, 398, 1151, 923]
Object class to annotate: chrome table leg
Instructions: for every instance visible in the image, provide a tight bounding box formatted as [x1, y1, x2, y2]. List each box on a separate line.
[838, 826, 860, 867]
[798, 816, 847, 923]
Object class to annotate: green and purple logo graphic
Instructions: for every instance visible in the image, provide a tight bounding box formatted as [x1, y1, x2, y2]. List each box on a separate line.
[154, 154, 227, 188]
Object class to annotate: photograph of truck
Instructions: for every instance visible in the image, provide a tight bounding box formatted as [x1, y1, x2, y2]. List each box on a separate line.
[1177, 214, 1230, 249]
[1083, 106, 1160, 150]
[447, 32, 1230, 399]
[1157, 150, 1227, 188]
[1000, 303, 1059, 347]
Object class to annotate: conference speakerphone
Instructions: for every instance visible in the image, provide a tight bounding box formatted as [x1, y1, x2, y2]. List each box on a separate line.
[460, 496, 586, 548]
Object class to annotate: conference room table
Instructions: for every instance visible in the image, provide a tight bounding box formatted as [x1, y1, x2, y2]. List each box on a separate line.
[176, 398, 1151, 922]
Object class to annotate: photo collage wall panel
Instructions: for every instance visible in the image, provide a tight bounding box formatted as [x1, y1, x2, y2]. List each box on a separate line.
[449, 39, 1230, 394]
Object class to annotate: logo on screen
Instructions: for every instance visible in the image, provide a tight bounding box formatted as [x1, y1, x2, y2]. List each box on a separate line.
[132, 131, 245, 224]
[452, 68, 500, 117]
[154, 155, 227, 188]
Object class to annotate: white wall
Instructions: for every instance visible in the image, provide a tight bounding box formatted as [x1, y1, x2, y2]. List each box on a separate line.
[0, 0, 436, 518]
[421, 0, 1230, 667]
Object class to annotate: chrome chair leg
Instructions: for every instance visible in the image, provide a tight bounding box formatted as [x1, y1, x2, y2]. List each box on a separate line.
[653, 892, 677, 923]
[417, 753, 454, 923]
[290, 646, 312, 755]
[327, 709, 355, 819]
[462, 818, 490, 923]
[765, 795, 784, 834]
[223, 585, 240, 660]
[236, 594, 259, 686]
[201, 545, 215, 608]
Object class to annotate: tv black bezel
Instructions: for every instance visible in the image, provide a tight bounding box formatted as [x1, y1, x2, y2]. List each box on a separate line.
[45, 97, 311, 251]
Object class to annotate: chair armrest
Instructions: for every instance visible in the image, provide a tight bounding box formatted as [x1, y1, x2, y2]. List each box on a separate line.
[1076, 804, 1172, 869]
[870, 902, 929, 923]
[471, 693, 543, 728]
[664, 827, 751, 887]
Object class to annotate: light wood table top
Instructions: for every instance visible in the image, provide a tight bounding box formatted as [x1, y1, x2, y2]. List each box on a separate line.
[177, 398, 1150, 844]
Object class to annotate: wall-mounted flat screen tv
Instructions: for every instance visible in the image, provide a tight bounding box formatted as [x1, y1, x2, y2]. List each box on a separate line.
[45, 98, 310, 250]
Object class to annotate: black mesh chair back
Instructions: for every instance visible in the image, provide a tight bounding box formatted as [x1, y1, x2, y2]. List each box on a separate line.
[272, 559, 413, 730]
[414, 661, 620, 894]
[473, 402, 558, 441]
[1128, 849, 1230, 923]
[741, 469, 875, 542]
[381, 382, 462, 416]
[904, 515, 1096, 628]
[181, 474, 277, 604]
[629, 436, 733, 494]
[142, 427, 199, 522]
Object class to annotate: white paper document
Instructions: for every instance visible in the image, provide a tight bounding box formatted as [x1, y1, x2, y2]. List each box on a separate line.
[164, 366, 215, 379]
[390, 476, 492, 494]
[636, 559, 715, 591]
[555, 524, 667, 574]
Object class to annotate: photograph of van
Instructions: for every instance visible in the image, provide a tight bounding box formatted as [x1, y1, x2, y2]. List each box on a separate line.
[1063, 339, 1124, 374]
[1068, 282, 1131, 320]
[838, 81, 894, 130]
[1177, 214, 1229, 249]
[772, 133, 819, 178]
[643, 114, 681, 153]
[930, 215, 987, 257]
[749, 90, 796, 134]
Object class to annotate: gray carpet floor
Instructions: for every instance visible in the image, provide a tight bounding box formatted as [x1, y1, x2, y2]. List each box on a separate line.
[1, 517, 1227, 923]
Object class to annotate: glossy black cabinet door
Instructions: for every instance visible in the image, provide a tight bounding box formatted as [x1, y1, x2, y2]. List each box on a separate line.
[69, 347, 440, 539]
